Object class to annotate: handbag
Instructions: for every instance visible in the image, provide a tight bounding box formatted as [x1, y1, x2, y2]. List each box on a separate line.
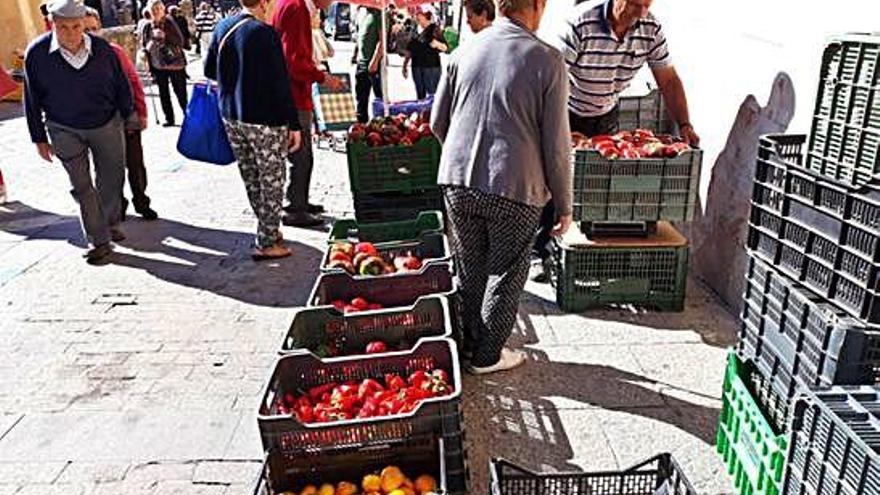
[147, 20, 187, 71]
[176, 16, 252, 165]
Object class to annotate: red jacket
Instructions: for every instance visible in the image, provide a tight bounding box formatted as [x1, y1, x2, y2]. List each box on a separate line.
[272, 0, 325, 112]
[110, 43, 147, 124]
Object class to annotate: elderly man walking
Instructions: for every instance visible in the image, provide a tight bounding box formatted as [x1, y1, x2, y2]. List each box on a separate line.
[24, 0, 134, 264]
[530, 0, 700, 282]
[431, 0, 571, 374]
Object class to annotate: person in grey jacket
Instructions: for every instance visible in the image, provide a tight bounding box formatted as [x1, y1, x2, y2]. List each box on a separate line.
[431, 0, 572, 375]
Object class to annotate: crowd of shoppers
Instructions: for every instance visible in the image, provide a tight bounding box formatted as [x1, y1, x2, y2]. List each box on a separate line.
[23, 0, 698, 374]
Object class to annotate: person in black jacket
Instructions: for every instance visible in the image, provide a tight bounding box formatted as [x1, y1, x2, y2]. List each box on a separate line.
[402, 5, 447, 100]
[204, 0, 302, 260]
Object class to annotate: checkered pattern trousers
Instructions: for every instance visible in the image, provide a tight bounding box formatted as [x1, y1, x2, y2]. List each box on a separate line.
[223, 119, 288, 249]
[443, 186, 542, 367]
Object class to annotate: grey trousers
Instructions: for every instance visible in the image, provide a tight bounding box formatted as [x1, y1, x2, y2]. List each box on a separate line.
[47, 116, 125, 248]
[285, 110, 313, 213]
[443, 186, 542, 367]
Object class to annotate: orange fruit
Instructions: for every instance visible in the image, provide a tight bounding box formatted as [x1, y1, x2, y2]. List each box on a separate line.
[362, 474, 381, 493]
[414, 475, 437, 494]
[336, 481, 358, 495]
[300, 486, 318, 495]
[387, 490, 406, 495]
[380, 466, 405, 492]
[318, 484, 335, 495]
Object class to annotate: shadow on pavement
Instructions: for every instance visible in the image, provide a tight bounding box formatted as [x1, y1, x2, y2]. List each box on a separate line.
[521, 281, 739, 348]
[0, 201, 322, 307]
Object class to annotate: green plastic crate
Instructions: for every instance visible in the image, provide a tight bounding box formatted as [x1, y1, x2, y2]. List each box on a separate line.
[549, 221, 688, 312]
[321, 231, 451, 276]
[716, 350, 788, 495]
[279, 294, 453, 356]
[328, 211, 444, 244]
[346, 138, 441, 194]
[571, 149, 703, 223]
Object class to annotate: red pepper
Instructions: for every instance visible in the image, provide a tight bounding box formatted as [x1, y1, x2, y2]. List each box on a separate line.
[431, 369, 450, 384]
[308, 383, 336, 401]
[314, 409, 330, 423]
[400, 400, 419, 413]
[334, 395, 358, 413]
[296, 404, 315, 423]
[277, 404, 290, 415]
[406, 387, 434, 401]
[358, 379, 384, 402]
[295, 395, 312, 409]
[283, 393, 296, 406]
[408, 370, 429, 389]
[320, 392, 331, 404]
[385, 373, 406, 392]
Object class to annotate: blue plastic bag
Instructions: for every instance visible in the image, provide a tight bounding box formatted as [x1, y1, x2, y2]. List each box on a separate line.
[176, 82, 235, 165]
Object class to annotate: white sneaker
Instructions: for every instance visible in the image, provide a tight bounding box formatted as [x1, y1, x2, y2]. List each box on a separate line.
[467, 348, 526, 375]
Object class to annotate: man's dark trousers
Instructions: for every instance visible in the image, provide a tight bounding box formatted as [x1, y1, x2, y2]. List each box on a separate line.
[532, 106, 620, 261]
[355, 69, 383, 123]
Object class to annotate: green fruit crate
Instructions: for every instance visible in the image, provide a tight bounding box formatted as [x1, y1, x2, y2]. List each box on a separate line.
[321, 231, 451, 276]
[347, 138, 442, 194]
[353, 188, 444, 224]
[716, 350, 788, 495]
[549, 221, 688, 312]
[279, 294, 453, 357]
[328, 211, 444, 244]
[308, 262, 457, 309]
[571, 148, 702, 223]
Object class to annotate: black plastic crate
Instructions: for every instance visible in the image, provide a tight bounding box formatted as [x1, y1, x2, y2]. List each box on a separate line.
[280, 295, 453, 357]
[749, 134, 880, 323]
[258, 338, 462, 460]
[353, 188, 444, 224]
[308, 262, 457, 309]
[806, 34, 880, 188]
[784, 386, 880, 495]
[321, 231, 451, 276]
[741, 255, 880, 389]
[253, 434, 468, 495]
[490, 453, 697, 495]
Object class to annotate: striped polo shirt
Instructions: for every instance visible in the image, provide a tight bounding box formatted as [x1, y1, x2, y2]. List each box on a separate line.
[555, 0, 672, 117]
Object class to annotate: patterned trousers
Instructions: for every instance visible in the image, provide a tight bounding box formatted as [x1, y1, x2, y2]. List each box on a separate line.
[223, 119, 288, 249]
[443, 186, 542, 367]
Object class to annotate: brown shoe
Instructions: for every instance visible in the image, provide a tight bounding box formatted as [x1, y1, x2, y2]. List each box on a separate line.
[251, 245, 293, 261]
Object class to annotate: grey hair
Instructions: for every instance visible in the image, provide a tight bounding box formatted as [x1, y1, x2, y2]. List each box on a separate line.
[146, 0, 165, 9]
[497, 0, 531, 14]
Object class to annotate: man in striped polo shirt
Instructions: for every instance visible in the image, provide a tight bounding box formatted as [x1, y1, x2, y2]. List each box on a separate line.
[531, 0, 699, 282]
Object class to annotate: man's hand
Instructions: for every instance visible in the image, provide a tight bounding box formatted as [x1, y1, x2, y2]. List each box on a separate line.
[288, 130, 302, 152]
[680, 124, 700, 147]
[402, 64, 409, 79]
[369, 59, 380, 75]
[36, 142, 54, 163]
[429, 39, 447, 52]
[323, 75, 344, 91]
[551, 214, 573, 237]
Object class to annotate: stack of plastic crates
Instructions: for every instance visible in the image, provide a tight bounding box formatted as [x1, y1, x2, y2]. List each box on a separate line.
[714, 33, 880, 495]
[252, 213, 468, 495]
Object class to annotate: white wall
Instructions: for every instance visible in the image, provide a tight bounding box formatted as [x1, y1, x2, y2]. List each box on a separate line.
[535, 0, 880, 200]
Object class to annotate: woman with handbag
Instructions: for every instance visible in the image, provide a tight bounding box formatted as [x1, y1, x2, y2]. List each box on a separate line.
[402, 5, 447, 100]
[204, 0, 302, 260]
[141, 0, 189, 127]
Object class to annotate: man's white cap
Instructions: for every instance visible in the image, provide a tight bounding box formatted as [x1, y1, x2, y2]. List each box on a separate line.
[46, 0, 87, 18]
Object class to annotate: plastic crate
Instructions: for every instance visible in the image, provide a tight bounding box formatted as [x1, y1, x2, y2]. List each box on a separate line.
[253, 435, 468, 495]
[371, 96, 434, 118]
[749, 134, 880, 323]
[280, 294, 453, 357]
[617, 88, 676, 134]
[353, 188, 444, 224]
[489, 453, 697, 495]
[740, 254, 880, 390]
[783, 386, 880, 495]
[716, 350, 788, 495]
[550, 221, 688, 312]
[328, 211, 444, 244]
[806, 34, 880, 188]
[571, 148, 703, 223]
[346, 138, 441, 194]
[258, 338, 462, 460]
[308, 262, 456, 309]
[321, 231, 451, 276]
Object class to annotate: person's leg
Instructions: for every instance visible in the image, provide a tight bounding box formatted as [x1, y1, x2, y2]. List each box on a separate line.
[123, 130, 154, 216]
[354, 70, 371, 123]
[253, 125, 288, 248]
[474, 195, 542, 368]
[283, 110, 320, 225]
[224, 119, 263, 247]
[370, 71, 383, 101]
[46, 123, 112, 248]
[412, 67, 426, 100]
[153, 70, 175, 125]
[424, 66, 441, 97]
[443, 186, 489, 356]
[85, 116, 126, 231]
[170, 69, 189, 116]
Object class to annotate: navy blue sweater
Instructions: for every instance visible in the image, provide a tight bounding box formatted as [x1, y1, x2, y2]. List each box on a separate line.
[204, 14, 299, 130]
[24, 33, 134, 143]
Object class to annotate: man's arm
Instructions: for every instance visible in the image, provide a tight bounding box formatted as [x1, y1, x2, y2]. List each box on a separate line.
[273, 4, 326, 85]
[109, 45, 135, 120]
[429, 61, 454, 142]
[652, 65, 699, 146]
[112, 45, 147, 125]
[23, 54, 48, 144]
[368, 38, 383, 74]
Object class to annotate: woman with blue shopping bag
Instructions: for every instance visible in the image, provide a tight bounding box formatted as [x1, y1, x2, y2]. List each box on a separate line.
[203, 0, 302, 261]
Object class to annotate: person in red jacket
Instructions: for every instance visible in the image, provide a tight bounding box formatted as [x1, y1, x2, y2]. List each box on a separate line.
[84, 8, 158, 221]
[272, 0, 343, 227]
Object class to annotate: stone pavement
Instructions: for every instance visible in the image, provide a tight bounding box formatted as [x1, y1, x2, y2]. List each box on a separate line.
[0, 43, 737, 494]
